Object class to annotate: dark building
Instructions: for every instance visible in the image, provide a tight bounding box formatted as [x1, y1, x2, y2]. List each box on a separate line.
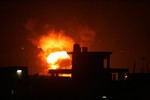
[0, 66, 28, 80]
[1, 44, 150, 99]
[72, 44, 112, 81]
[0, 66, 28, 97]
[48, 44, 129, 99]
[49, 43, 128, 82]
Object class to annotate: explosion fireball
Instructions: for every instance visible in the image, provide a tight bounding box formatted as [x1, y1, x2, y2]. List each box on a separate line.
[27, 19, 95, 75]
[36, 30, 74, 75]
[46, 51, 71, 69]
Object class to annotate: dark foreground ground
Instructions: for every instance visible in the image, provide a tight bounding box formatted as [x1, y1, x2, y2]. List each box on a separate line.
[0, 76, 150, 100]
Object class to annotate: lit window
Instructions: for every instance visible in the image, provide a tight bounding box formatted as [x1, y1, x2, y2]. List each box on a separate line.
[125, 75, 128, 80]
[17, 69, 22, 73]
[16, 70, 22, 78]
[102, 95, 107, 99]
[17, 70, 22, 74]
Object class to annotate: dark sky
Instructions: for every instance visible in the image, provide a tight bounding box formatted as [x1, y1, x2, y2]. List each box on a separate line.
[0, 0, 150, 74]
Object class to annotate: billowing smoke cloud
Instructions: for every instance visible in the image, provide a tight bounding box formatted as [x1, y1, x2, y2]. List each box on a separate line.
[61, 18, 95, 47]
[26, 18, 95, 75]
[26, 18, 95, 48]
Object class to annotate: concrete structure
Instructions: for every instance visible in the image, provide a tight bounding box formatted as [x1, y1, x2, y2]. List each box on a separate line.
[0, 66, 28, 80]
[71, 43, 112, 81]
[49, 43, 128, 81]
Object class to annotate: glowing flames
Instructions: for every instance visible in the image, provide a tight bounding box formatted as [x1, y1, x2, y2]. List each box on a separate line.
[35, 30, 74, 75]
[46, 51, 71, 69]
[26, 20, 95, 75]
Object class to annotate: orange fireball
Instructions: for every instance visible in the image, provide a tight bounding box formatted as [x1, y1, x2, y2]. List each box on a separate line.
[46, 51, 71, 69]
[36, 30, 74, 75]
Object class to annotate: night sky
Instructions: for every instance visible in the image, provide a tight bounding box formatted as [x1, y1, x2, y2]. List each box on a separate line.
[0, 0, 150, 75]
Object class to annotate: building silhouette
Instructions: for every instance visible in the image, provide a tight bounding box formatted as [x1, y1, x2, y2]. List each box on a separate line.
[49, 43, 128, 81]
[0, 44, 150, 100]
[0, 66, 28, 80]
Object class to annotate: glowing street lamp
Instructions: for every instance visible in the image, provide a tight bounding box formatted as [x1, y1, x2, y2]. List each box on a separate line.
[16, 69, 22, 79]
